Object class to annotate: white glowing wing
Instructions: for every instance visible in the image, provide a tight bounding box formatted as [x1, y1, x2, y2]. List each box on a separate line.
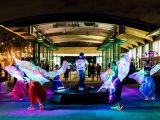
[128, 70, 145, 84]
[118, 52, 131, 81]
[4, 65, 23, 80]
[18, 66, 49, 85]
[150, 63, 160, 75]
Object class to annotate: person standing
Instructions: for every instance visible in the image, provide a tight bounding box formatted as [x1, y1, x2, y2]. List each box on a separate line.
[96, 63, 101, 81]
[76, 53, 88, 91]
[90, 63, 96, 81]
[87, 63, 91, 77]
[45, 63, 50, 72]
[64, 67, 69, 82]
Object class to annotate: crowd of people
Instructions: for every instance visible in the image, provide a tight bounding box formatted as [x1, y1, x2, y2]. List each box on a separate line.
[87, 63, 101, 81]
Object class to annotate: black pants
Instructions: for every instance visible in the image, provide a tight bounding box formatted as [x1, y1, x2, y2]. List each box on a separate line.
[109, 76, 122, 104]
[97, 72, 100, 81]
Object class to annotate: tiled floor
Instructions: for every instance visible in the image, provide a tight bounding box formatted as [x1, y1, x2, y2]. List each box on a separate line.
[1, 84, 160, 120]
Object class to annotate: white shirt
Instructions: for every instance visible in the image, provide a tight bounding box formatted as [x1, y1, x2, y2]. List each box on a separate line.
[76, 59, 88, 70]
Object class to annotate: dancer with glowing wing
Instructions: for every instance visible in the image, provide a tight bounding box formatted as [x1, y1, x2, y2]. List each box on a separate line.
[18, 66, 49, 110]
[97, 63, 114, 92]
[48, 61, 69, 92]
[129, 61, 160, 100]
[111, 53, 131, 110]
[5, 65, 28, 101]
[98, 53, 131, 110]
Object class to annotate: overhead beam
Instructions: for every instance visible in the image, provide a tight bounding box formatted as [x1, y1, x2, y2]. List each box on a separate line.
[50, 35, 106, 40]
[6, 27, 18, 31]
[121, 43, 133, 48]
[22, 35, 36, 39]
[15, 32, 28, 35]
[52, 39, 103, 44]
[0, 25, 27, 40]
[39, 27, 111, 34]
[146, 28, 160, 36]
[120, 45, 129, 49]
[127, 40, 138, 46]
[44, 31, 109, 37]
[117, 34, 145, 44]
[125, 26, 153, 41]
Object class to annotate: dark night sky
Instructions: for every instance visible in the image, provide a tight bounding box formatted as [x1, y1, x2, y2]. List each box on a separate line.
[0, 0, 160, 25]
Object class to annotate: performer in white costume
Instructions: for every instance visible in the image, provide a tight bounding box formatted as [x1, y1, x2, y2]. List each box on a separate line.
[76, 53, 88, 91]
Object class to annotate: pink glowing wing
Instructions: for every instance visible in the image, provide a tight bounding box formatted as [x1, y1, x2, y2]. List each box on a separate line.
[150, 63, 160, 75]
[4, 65, 23, 80]
[118, 52, 131, 82]
[128, 70, 145, 84]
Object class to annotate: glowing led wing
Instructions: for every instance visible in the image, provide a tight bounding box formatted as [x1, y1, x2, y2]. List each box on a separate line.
[18, 66, 49, 85]
[150, 63, 160, 75]
[48, 71, 56, 78]
[58, 61, 69, 74]
[15, 58, 34, 70]
[15, 58, 48, 77]
[4, 65, 23, 80]
[128, 70, 145, 84]
[97, 71, 114, 92]
[33, 65, 48, 77]
[23, 77, 30, 83]
[48, 61, 69, 78]
[118, 52, 131, 82]
[100, 72, 107, 82]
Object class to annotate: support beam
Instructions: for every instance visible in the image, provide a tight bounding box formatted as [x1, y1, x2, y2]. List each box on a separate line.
[15, 32, 28, 35]
[120, 45, 129, 49]
[121, 43, 133, 48]
[45, 31, 109, 37]
[21, 35, 36, 39]
[129, 40, 139, 46]
[146, 28, 160, 36]
[51, 39, 103, 44]
[125, 26, 153, 41]
[117, 34, 145, 44]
